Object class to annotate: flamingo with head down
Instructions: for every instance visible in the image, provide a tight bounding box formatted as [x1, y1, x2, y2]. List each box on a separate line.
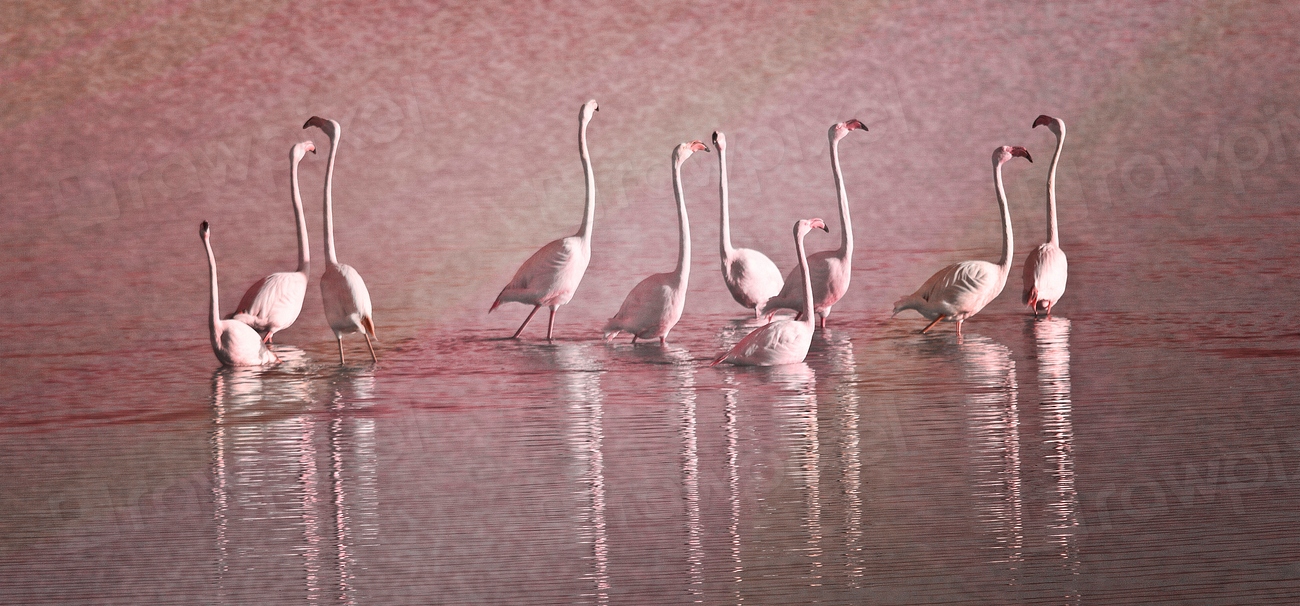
[712, 218, 828, 367]
[893, 146, 1032, 336]
[603, 140, 709, 346]
[490, 100, 600, 341]
[1022, 115, 1068, 317]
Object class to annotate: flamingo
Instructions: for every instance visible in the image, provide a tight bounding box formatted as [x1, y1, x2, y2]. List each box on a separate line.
[712, 218, 828, 366]
[228, 141, 315, 343]
[1023, 115, 1068, 317]
[490, 100, 599, 341]
[713, 130, 784, 317]
[603, 140, 709, 345]
[304, 116, 377, 364]
[200, 221, 279, 366]
[758, 120, 866, 327]
[893, 146, 1032, 336]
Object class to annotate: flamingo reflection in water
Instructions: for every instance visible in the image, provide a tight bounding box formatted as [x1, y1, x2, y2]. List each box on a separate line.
[1032, 317, 1079, 602]
[210, 350, 378, 604]
[554, 343, 611, 605]
[769, 363, 824, 589]
[816, 330, 865, 586]
[958, 335, 1024, 580]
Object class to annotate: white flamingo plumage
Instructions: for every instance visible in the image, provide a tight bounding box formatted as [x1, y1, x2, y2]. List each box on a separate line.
[304, 116, 377, 364]
[229, 141, 315, 343]
[491, 100, 599, 341]
[603, 140, 709, 345]
[759, 119, 866, 327]
[200, 221, 279, 367]
[713, 130, 784, 317]
[712, 218, 828, 367]
[893, 146, 1032, 335]
[1022, 115, 1068, 317]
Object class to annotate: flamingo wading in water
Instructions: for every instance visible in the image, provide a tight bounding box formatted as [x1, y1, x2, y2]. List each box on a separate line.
[713, 130, 784, 317]
[304, 116, 377, 364]
[229, 141, 315, 343]
[200, 221, 279, 367]
[1023, 115, 1068, 317]
[603, 140, 709, 345]
[712, 218, 828, 367]
[893, 146, 1032, 335]
[759, 120, 866, 327]
[491, 100, 599, 341]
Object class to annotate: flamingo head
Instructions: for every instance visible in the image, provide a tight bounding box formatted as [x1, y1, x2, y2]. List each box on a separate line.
[303, 116, 339, 140]
[292, 141, 315, 161]
[830, 118, 867, 142]
[674, 140, 710, 164]
[581, 99, 599, 122]
[796, 217, 829, 237]
[712, 130, 726, 152]
[1033, 114, 1065, 136]
[199, 220, 210, 239]
[994, 145, 1033, 166]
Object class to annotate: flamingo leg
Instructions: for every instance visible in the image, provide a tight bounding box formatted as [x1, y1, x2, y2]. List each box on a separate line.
[1045, 302, 1053, 318]
[818, 315, 827, 329]
[660, 336, 666, 346]
[956, 318, 964, 336]
[631, 335, 638, 344]
[512, 305, 541, 339]
[263, 332, 274, 344]
[546, 307, 557, 342]
[921, 315, 946, 333]
[336, 335, 346, 365]
[364, 332, 377, 363]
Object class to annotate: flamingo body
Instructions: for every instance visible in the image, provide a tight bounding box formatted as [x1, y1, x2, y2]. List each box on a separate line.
[201, 221, 278, 367]
[491, 100, 599, 340]
[1022, 114, 1069, 317]
[228, 141, 315, 343]
[758, 120, 866, 327]
[604, 140, 708, 345]
[1022, 242, 1067, 314]
[713, 218, 827, 366]
[603, 271, 686, 342]
[722, 247, 783, 311]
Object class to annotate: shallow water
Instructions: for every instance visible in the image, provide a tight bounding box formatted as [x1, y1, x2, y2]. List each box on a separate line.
[5, 1, 1300, 604]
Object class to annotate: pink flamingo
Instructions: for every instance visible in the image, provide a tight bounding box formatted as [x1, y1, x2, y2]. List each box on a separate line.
[200, 221, 279, 366]
[1023, 115, 1068, 317]
[603, 140, 709, 345]
[759, 120, 866, 327]
[713, 130, 784, 317]
[491, 100, 599, 341]
[712, 218, 828, 367]
[304, 116, 377, 364]
[229, 141, 315, 343]
[893, 146, 1032, 335]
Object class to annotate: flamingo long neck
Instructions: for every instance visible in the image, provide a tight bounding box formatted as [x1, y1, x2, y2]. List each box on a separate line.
[830, 135, 852, 258]
[1045, 128, 1065, 245]
[672, 156, 691, 287]
[794, 226, 814, 326]
[322, 128, 339, 266]
[718, 144, 734, 259]
[291, 152, 310, 273]
[994, 160, 1014, 277]
[204, 237, 222, 342]
[575, 114, 596, 247]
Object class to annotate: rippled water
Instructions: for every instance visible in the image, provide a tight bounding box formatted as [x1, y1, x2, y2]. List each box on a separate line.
[5, 1, 1300, 604]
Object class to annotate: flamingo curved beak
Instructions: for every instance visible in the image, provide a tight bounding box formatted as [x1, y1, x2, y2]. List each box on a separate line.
[1033, 115, 1053, 129]
[1011, 146, 1033, 162]
[847, 119, 867, 131]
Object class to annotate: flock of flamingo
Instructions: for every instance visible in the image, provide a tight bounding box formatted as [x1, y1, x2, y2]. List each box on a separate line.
[200, 100, 1068, 368]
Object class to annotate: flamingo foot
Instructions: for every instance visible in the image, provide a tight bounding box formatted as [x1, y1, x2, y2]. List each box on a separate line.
[512, 305, 541, 339]
[921, 315, 945, 334]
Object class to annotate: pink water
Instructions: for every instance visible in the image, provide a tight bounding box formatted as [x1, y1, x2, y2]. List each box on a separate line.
[3, 1, 1300, 603]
